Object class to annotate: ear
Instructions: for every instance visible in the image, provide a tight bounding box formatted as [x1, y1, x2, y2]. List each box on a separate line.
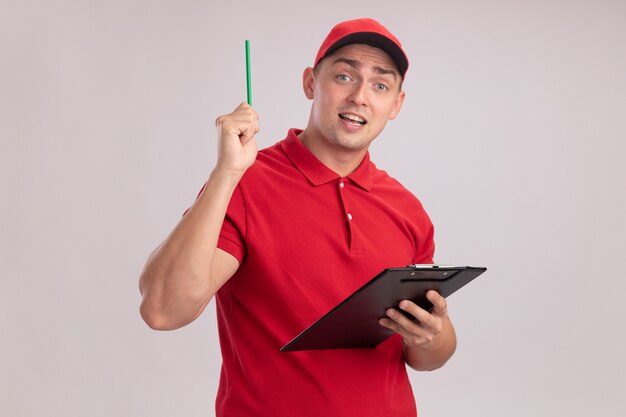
[388, 90, 406, 120]
[302, 67, 315, 100]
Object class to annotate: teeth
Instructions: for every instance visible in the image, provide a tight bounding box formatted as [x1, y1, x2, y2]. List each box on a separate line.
[340, 113, 366, 124]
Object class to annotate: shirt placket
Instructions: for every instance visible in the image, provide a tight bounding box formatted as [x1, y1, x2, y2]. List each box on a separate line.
[337, 179, 363, 256]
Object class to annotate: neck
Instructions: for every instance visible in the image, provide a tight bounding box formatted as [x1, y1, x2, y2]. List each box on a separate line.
[297, 128, 368, 177]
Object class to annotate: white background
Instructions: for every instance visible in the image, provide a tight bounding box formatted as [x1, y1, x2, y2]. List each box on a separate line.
[1, 0, 625, 416]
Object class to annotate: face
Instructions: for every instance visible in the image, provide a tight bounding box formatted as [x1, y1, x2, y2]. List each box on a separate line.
[303, 43, 405, 152]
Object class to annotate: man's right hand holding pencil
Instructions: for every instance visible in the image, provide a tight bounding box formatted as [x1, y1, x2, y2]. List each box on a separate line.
[214, 102, 259, 179]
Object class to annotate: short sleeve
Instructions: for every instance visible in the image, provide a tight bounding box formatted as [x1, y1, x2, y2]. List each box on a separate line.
[217, 185, 247, 263]
[183, 182, 248, 264]
[412, 211, 435, 265]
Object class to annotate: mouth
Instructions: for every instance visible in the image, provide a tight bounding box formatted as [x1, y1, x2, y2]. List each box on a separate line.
[339, 113, 367, 126]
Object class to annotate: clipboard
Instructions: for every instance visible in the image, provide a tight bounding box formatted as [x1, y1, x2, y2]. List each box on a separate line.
[280, 265, 487, 352]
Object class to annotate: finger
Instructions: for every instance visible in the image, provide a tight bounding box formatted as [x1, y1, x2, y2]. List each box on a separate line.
[237, 101, 251, 111]
[378, 316, 416, 339]
[380, 313, 434, 347]
[385, 306, 429, 336]
[239, 129, 255, 145]
[251, 107, 260, 136]
[394, 302, 445, 346]
[225, 108, 256, 145]
[237, 101, 257, 121]
[426, 290, 448, 317]
[240, 106, 259, 141]
[378, 317, 398, 332]
[397, 300, 431, 324]
[399, 300, 447, 334]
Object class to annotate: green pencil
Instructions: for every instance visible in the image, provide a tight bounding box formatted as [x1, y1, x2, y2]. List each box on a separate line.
[245, 40, 252, 105]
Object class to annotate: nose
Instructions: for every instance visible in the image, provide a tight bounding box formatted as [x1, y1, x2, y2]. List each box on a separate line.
[348, 81, 368, 106]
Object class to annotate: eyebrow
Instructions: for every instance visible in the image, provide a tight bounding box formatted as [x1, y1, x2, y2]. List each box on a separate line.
[331, 57, 398, 80]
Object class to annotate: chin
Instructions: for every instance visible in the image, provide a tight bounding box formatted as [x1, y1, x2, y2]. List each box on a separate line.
[335, 129, 381, 150]
[332, 136, 373, 151]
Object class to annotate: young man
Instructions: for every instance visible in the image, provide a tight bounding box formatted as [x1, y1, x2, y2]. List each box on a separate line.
[140, 18, 456, 417]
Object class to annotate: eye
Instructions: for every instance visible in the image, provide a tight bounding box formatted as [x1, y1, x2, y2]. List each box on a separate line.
[337, 74, 351, 82]
[375, 83, 389, 91]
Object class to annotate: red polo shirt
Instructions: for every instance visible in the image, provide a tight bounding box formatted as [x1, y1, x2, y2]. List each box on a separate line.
[215, 129, 434, 417]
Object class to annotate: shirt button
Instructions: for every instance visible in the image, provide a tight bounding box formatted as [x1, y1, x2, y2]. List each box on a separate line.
[347, 213, 353, 221]
[339, 182, 345, 188]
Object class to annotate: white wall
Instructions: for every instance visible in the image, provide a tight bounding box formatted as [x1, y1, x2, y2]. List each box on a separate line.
[1, 0, 625, 416]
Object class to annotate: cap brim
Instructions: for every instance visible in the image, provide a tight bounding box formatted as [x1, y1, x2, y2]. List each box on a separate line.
[321, 32, 408, 77]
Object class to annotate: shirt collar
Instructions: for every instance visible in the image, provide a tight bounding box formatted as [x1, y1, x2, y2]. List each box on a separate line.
[280, 128, 373, 192]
